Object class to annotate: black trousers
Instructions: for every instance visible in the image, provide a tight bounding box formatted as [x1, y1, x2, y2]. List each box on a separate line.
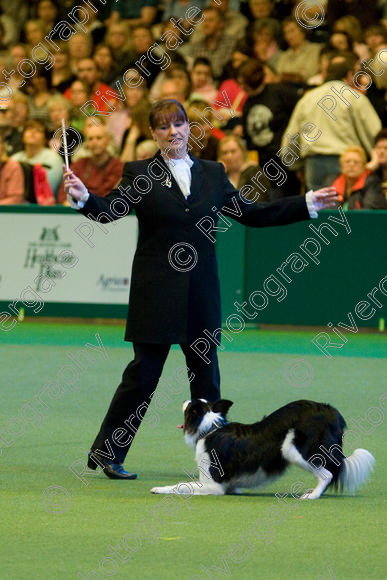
[91, 342, 220, 463]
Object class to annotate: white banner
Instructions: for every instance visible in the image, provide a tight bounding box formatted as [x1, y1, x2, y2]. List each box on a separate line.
[0, 212, 138, 304]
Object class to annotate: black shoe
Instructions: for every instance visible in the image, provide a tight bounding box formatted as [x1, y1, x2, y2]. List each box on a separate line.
[87, 451, 137, 480]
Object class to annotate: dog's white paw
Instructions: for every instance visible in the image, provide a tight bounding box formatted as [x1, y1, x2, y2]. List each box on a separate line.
[300, 490, 321, 500]
[150, 486, 175, 494]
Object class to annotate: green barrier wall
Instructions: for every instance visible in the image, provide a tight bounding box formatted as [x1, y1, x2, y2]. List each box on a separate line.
[218, 210, 386, 328]
[0, 207, 385, 327]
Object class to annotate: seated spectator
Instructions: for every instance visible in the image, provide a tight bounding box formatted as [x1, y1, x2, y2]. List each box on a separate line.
[327, 30, 354, 54]
[93, 43, 119, 85]
[105, 0, 157, 28]
[0, 131, 24, 204]
[332, 146, 386, 209]
[120, 100, 153, 162]
[36, 0, 60, 35]
[135, 139, 158, 160]
[251, 18, 282, 72]
[189, 57, 218, 104]
[68, 32, 93, 73]
[157, 18, 192, 63]
[58, 121, 123, 203]
[150, 60, 191, 102]
[77, 2, 105, 46]
[159, 78, 188, 104]
[188, 6, 237, 80]
[64, 58, 118, 114]
[49, 43, 76, 93]
[221, 40, 250, 81]
[190, 0, 248, 43]
[0, 10, 17, 47]
[106, 73, 150, 148]
[126, 25, 162, 87]
[8, 43, 29, 89]
[187, 100, 221, 160]
[215, 43, 249, 119]
[308, 47, 337, 86]
[47, 95, 71, 131]
[217, 135, 271, 202]
[12, 120, 63, 199]
[331, 146, 385, 209]
[163, 0, 205, 21]
[166, 64, 192, 98]
[0, 57, 13, 106]
[276, 17, 321, 83]
[248, 0, 275, 21]
[67, 80, 90, 134]
[46, 94, 72, 159]
[23, 19, 46, 52]
[104, 21, 133, 78]
[291, 0, 328, 42]
[25, 67, 53, 127]
[366, 128, 387, 204]
[1, 91, 29, 155]
[333, 16, 369, 61]
[0, 1, 28, 40]
[364, 24, 387, 57]
[0, 21, 11, 57]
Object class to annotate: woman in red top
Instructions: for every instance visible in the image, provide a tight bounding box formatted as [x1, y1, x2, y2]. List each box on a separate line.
[332, 146, 386, 210]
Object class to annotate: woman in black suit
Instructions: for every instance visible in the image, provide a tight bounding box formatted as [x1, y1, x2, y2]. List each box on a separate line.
[64, 99, 338, 479]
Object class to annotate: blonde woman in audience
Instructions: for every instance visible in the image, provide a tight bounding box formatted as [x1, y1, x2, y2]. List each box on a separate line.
[0, 131, 24, 204]
[332, 146, 386, 209]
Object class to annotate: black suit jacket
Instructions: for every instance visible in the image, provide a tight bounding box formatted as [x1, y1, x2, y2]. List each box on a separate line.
[79, 151, 310, 344]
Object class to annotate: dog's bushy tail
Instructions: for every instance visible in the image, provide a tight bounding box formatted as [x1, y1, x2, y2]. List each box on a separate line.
[337, 449, 375, 493]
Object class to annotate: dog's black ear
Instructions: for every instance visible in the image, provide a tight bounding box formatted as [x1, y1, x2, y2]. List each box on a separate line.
[212, 399, 233, 416]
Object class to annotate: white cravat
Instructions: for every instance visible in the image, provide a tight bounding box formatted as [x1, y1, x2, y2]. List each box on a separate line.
[164, 154, 193, 199]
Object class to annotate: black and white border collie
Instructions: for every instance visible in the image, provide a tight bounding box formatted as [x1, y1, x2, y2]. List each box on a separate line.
[151, 399, 375, 499]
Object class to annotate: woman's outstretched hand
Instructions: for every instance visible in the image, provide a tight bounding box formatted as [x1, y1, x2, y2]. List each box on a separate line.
[310, 187, 339, 210]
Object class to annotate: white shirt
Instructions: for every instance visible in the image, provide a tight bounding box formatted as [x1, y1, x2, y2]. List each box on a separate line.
[163, 154, 193, 199]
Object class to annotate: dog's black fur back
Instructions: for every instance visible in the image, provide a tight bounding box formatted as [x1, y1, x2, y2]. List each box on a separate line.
[204, 400, 346, 486]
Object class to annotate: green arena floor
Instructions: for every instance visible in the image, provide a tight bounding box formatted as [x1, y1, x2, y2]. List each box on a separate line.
[1, 322, 385, 579]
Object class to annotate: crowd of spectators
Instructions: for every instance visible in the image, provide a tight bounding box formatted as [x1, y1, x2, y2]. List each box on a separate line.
[0, 0, 386, 209]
